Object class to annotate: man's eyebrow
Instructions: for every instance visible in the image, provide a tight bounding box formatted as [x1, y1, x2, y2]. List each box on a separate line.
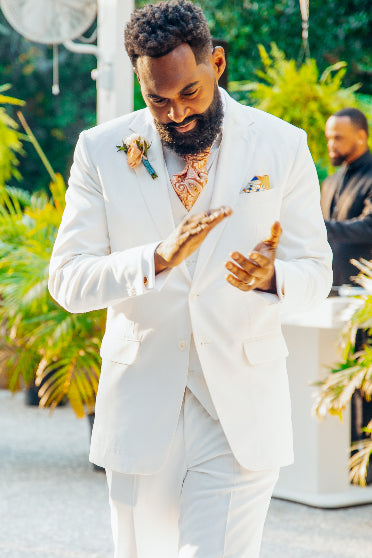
[180, 81, 199, 93]
[147, 81, 200, 99]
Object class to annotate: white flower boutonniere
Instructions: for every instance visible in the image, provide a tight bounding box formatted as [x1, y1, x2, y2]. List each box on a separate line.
[116, 134, 157, 179]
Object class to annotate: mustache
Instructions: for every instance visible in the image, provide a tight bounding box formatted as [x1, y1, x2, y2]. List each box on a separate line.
[165, 114, 201, 130]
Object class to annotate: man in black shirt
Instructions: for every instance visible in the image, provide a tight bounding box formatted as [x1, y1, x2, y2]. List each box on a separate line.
[321, 108, 372, 286]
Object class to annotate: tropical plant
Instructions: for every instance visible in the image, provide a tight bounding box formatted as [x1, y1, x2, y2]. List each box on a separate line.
[0, 109, 105, 418]
[0, 84, 25, 188]
[230, 44, 371, 178]
[313, 258, 372, 486]
[0, 178, 105, 417]
[135, 1, 372, 95]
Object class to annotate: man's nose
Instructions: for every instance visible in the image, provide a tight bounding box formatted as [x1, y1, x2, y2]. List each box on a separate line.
[167, 102, 190, 123]
[327, 138, 335, 150]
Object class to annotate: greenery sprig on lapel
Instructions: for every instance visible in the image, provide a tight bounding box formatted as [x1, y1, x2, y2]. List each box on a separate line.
[116, 134, 157, 179]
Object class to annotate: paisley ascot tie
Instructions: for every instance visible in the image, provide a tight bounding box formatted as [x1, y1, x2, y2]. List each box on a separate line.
[170, 149, 211, 211]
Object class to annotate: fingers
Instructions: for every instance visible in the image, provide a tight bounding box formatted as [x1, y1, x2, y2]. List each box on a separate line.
[226, 273, 252, 291]
[185, 206, 232, 228]
[205, 206, 233, 220]
[224, 219, 281, 292]
[264, 221, 282, 248]
[225, 253, 264, 291]
[167, 206, 232, 268]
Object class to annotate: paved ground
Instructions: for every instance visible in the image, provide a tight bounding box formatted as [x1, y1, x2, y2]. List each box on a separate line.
[1, 389, 371, 558]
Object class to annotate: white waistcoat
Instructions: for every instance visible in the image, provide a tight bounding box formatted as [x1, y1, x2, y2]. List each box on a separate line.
[164, 144, 220, 419]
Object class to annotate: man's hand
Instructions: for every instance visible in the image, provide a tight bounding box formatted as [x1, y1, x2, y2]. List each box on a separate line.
[225, 221, 282, 293]
[155, 206, 233, 273]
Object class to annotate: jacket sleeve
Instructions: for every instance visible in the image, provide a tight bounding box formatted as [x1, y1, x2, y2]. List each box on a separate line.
[274, 131, 333, 313]
[48, 132, 167, 314]
[325, 196, 372, 244]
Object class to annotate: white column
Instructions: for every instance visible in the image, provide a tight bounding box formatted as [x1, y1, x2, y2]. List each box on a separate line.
[96, 0, 134, 124]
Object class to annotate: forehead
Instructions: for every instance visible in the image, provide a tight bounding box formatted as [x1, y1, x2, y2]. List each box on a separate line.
[325, 116, 356, 136]
[136, 43, 212, 96]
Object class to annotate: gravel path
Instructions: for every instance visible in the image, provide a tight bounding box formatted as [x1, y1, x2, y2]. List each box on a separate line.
[1, 390, 371, 557]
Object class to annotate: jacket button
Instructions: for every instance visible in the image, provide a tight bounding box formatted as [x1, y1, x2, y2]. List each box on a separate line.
[178, 340, 187, 351]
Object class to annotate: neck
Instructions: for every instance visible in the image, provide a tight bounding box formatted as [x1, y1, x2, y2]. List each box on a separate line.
[346, 147, 368, 165]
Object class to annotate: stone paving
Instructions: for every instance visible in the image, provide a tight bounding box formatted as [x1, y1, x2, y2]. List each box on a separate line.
[1, 390, 371, 558]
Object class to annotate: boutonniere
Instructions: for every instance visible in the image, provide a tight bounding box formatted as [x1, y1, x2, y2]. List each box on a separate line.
[116, 134, 157, 179]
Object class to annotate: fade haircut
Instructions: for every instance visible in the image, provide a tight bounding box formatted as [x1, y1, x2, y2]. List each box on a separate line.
[333, 108, 369, 136]
[124, 0, 213, 69]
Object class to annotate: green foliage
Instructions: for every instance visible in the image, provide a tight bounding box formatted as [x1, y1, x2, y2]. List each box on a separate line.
[0, 108, 104, 418]
[230, 44, 369, 174]
[134, 73, 146, 111]
[196, 0, 372, 95]
[0, 85, 25, 187]
[0, 179, 105, 418]
[2, 3, 371, 192]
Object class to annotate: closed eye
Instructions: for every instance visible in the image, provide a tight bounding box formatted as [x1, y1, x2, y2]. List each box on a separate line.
[182, 89, 198, 97]
[152, 98, 167, 105]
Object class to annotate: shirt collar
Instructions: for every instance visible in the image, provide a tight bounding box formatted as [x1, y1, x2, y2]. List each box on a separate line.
[346, 150, 372, 172]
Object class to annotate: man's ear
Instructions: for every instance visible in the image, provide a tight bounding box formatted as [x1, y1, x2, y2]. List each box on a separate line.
[211, 46, 226, 82]
[358, 128, 368, 146]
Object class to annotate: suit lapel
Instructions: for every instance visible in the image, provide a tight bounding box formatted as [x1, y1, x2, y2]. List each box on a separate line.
[128, 111, 192, 282]
[336, 176, 360, 220]
[192, 93, 258, 284]
[321, 168, 345, 219]
[129, 111, 175, 240]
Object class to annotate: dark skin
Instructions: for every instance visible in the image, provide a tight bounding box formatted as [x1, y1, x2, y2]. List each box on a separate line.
[325, 115, 368, 167]
[135, 43, 281, 293]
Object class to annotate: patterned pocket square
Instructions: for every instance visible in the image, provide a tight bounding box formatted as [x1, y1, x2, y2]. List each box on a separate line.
[240, 175, 271, 193]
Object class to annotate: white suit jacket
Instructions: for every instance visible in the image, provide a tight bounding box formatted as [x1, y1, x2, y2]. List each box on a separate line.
[48, 89, 332, 474]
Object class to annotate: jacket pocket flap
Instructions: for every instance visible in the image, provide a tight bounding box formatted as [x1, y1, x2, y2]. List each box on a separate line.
[243, 334, 288, 365]
[100, 337, 140, 364]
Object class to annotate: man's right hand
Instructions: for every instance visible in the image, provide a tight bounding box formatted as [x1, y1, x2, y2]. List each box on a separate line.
[155, 206, 233, 274]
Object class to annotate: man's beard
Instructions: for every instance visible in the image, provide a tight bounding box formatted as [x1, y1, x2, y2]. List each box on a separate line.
[330, 153, 347, 167]
[154, 86, 223, 156]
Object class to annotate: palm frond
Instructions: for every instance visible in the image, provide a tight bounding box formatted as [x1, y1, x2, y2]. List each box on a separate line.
[313, 360, 366, 420]
[349, 440, 372, 486]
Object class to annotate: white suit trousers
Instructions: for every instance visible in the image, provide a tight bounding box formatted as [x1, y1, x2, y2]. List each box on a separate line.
[106, 388, 279, 558]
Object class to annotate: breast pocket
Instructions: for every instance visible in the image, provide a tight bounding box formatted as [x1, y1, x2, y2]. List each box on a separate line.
[237, 188, 280, 213]
[100, 336, 141, 364]
[231, 188, 282, 249]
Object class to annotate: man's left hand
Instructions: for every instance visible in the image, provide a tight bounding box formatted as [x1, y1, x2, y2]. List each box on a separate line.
[225, 222, 282, 293]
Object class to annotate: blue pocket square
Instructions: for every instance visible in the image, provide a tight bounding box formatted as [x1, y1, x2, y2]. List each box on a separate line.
[241, 175, 271, 193]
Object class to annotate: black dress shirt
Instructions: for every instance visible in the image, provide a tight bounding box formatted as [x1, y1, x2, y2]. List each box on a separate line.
[321, 151, 372, 286]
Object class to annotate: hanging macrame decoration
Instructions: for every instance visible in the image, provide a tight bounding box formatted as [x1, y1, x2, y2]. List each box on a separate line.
[298, 0, 310, 61]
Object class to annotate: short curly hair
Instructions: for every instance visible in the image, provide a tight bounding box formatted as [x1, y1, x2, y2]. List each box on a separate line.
[124, 0, 213, 68]
[333, 108, 369, 136]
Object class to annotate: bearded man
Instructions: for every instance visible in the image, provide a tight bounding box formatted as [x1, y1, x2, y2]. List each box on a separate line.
[49, 1, 332, 557]
[321, 107, 372, 286]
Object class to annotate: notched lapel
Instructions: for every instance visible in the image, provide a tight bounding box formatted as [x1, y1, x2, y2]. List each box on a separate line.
[321, 174, 339, 219]
[336, 178, 361, 220]
[128, 111, 175, 240]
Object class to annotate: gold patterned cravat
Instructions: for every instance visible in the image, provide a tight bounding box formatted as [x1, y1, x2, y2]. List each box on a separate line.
[170, 148, 211, 211]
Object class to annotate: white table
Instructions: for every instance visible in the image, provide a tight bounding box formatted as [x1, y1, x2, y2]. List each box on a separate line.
[274, 297, 372, 508]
